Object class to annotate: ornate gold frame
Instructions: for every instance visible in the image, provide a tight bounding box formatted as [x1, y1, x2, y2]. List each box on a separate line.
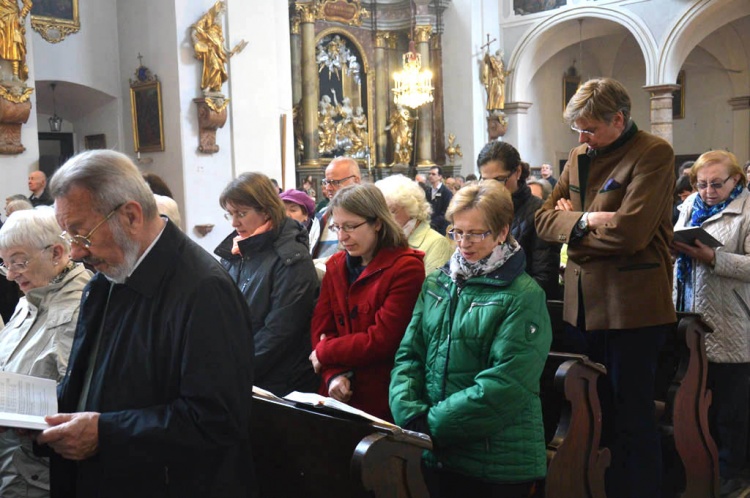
[315, 27, 375, 162]
[31, 0, 80, 44]
[130, 80, 165, 153]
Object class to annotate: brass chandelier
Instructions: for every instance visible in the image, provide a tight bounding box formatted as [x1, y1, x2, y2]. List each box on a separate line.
[392, 1, 433, 109]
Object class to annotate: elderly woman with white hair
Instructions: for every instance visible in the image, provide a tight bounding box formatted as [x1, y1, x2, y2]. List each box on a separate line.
[0, 209, 91, 497]
[376, 174, 454, 274]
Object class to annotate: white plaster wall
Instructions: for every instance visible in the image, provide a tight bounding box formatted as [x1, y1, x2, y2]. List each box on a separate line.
[0, 15, 39, 214]
[116, 0, 184, 233]
[74, 100, 120, 153]
[227, 0, 295, 189]
[442, 0, 497, 176]
[32, 0, 121, 98]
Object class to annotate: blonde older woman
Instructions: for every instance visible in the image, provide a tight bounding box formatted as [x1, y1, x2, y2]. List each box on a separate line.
[673, 150, 750, 495]
[376, 174, 453, 274]
[0, 209, 91, 498]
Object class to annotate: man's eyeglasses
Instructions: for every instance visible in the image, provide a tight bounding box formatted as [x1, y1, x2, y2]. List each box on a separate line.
[570, 124, 596, 137]
[447, 230, 493, 243]
[328, 220, 368, 234]
[696, 176, 733, 191]
[0, 245, 53, 273]
[482, 175, 509, 184]
[59, 203, 124, 249]
[322, 175, 356, 188]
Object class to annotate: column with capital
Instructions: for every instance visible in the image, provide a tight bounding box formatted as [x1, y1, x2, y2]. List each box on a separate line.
[643, 84, 681, 144]
[501, 102, 533, 153]
[374, 32, 393, 168]
[296, 2, 321, 168]
[415, 25, 434, 167]
[729, 96, 750, 163]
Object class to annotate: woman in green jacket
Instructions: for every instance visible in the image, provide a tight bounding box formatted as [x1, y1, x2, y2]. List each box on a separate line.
[390, 181, 552, 498]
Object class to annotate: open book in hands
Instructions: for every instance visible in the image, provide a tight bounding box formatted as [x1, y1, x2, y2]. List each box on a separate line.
[0, 372, 57, 431]
[674, 226, 723, 248]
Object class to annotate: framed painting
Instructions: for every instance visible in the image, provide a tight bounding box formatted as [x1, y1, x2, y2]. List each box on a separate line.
[31, 0, 80, 44]
[84, 134, 106, 150]
[672, 70, 685, 120]
[130, 81, 165, 153]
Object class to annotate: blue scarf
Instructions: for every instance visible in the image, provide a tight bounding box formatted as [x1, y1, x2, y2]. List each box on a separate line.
[675, 184, 742, 309]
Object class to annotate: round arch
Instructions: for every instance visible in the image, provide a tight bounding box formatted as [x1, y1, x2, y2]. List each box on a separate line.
[658, 0, 750, 84]
[507, 6, 657, 104]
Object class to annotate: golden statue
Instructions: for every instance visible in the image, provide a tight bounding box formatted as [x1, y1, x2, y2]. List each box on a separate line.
[385, 104, 415, 165]
[481, 50, 509, 111]
[191, 1, 246, 95]
[0, 0, 32, 82]
[318, 95, 336, 155]
[348, 106, 368, 156]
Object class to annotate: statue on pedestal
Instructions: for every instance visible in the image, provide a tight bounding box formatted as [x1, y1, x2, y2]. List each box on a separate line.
[481, 50, 509, 111]
[0, 0, 31, 83]
[385, 104, 415, 166]
[0, 0, 33, 155]
[191, 1, 246, 112]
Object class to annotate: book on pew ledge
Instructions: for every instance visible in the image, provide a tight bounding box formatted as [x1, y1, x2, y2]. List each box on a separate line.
[0, 371, 57, 431]
[284, 391, 397, 428]
[673, 226, 723, 248]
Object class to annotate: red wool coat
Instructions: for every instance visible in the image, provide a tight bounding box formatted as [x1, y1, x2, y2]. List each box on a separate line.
[311, 246, 425, 421]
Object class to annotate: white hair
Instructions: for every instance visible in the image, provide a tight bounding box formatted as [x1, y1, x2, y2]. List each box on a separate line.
[154, 194, 182, 229]
[375, 174, 432, 223]
[0, 208, 69, 253]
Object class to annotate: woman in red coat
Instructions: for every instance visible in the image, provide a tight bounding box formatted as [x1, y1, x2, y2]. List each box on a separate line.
[309, 183, 425, 421]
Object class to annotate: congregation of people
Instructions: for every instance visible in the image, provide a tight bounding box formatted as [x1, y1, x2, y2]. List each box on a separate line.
[0, 76, 748, 498]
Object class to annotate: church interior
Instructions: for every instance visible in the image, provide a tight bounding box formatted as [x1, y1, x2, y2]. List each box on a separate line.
[0, 0, 746, 254]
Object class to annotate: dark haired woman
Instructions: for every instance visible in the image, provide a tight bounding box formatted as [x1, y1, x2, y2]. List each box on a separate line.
[215, 172, 319, 396]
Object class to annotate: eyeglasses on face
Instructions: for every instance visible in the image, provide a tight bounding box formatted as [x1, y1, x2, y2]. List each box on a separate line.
[328, 220, 368, 234]
[447, 230, 493, 243]
[59, 203, 125, 249]
[482, 175, 509, 184]
[570, 124, 596, 137]
[322, 175, 356, 188]
[696, 176, 733, 191]
[224, 208, 255, 221]
[0, 245, 53, 274]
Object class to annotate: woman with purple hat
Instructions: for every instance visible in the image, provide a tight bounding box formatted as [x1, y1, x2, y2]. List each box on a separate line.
[280, 189, 320, 255]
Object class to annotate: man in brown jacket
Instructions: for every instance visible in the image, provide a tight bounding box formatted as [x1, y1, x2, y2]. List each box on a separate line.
[536, 78, 676, 498]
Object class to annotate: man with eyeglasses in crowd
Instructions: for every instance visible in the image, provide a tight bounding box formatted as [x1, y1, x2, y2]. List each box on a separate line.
[311, 157, 361, 259]
[35, 150, 256, 497]
[536, 77, 676, 498]
[427, 166, 452, 235]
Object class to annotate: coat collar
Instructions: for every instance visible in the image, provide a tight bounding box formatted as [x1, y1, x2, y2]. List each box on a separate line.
[119, 219, 183, 298]
[328, 246, 424, 284]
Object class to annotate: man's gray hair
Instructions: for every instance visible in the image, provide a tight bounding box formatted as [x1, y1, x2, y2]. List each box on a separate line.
[49, 150, 158, 219]
[0, 208, 70, 253]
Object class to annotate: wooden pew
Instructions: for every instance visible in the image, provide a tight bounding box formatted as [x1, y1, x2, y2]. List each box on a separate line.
[542, 352, 610, 498]
[546, 301, 720, 498]
[250, 394, 431, 498]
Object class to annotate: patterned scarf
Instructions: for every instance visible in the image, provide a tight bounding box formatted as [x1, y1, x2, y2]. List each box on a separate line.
[449, 238, 521, 286]
[676, 183, 742, 308]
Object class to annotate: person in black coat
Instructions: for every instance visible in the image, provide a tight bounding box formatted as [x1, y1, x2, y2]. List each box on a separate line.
[38, 150, 256, 498]
[215, 172, 319, 396]
[477, 141, 561, 298]
[426, 166, 453, 235]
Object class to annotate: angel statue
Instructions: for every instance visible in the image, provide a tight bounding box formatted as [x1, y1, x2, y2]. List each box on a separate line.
[385, 104, 415, 165]
[191, 1, 247, 96]
[0, 0, 32, 83]
[481, 50, 510, 111]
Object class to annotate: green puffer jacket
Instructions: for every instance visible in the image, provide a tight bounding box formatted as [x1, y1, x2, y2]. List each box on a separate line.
[389, 249, 551, 483]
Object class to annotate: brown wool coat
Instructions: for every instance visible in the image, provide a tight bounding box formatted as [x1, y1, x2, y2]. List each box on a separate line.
[535, 130, 677, 330]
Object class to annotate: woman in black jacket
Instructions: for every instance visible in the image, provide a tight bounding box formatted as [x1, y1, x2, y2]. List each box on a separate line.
[215, 172, 319, 396]
[477, 141, 561, 298]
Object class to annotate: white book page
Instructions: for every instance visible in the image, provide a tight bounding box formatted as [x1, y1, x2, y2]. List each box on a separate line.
[0, 372, 57, 430]
[284, 391, 397, 428]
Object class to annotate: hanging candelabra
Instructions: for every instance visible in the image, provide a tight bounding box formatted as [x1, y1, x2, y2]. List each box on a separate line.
[392, 1, 433, 109]
[48, 82, 63, 132]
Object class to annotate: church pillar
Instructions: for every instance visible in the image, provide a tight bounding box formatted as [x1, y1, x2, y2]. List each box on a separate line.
[502, 101, 532, 153]
[415, 25, 434, 167]
[374, 32, 392, 168]
[297, 2, 320, 168]
[729, 96, 750, 164]
[290, 17, 302, 106]
[431, 33, 445, 166]
[642, 84, 680, 145]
